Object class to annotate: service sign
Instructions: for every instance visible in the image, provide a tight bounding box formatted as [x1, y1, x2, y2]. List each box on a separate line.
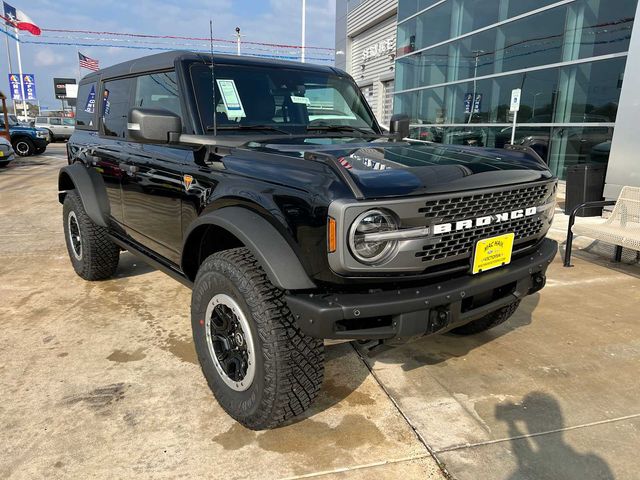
[362, 37, 396, 63]
[8, 73, 36, 100]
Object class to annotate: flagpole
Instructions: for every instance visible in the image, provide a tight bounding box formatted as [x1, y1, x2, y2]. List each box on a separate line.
[4, 23, 17, 115]
[14, 28, 28, 119]
[301, 0, 306, 63]
[77, 48, 81, 81]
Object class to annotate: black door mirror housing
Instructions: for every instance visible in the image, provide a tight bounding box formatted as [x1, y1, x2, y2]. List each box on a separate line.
[128, 108, 182, 144]
[389, 114, 410, 141]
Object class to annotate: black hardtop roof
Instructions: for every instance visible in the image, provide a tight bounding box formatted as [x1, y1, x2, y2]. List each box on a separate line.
[80, 50, 341, 84]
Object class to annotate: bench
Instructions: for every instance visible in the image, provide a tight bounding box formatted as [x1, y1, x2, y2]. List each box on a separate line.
[564, 186, 640, 267]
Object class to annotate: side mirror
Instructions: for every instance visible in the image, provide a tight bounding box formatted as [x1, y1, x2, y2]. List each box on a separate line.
[389, 114, 410, 141]
[128, 108, 182, 143]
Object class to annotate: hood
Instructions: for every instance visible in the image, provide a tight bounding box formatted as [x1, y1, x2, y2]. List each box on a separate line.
[10, 125, 37, 134]
[246, 136, 553, 199]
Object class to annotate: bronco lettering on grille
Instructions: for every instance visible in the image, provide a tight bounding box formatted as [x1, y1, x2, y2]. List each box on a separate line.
[432, 206, 538, 234]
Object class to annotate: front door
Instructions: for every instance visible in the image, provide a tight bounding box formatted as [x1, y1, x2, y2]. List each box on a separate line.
[120, 145, 189, 265]
[118, 71, 187, 265]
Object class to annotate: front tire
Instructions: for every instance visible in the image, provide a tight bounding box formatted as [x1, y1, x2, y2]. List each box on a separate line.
[12, 137, 34, 157]
[62, 190, 119, 280]
[191, 248, 324, 430]
[451, 300, 521, 335]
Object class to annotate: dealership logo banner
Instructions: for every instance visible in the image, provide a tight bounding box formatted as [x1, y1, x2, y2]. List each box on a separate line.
[8, 73, 36, 100]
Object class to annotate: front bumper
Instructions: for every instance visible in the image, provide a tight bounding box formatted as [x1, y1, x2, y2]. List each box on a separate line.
[287, 238, 558, 340]
[34, 137, 49, 148]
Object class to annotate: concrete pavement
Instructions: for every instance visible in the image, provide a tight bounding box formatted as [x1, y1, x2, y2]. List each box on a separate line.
[1, 145, 639, 479]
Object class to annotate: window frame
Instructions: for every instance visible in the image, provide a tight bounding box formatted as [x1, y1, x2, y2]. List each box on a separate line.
[75, 81, 99, 131]
[98, 75, 134, 139]
[98, 68, 182, 140]
[132, 69, 184, 130]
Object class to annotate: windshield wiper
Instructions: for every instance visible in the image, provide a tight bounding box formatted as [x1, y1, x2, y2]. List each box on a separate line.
[207, 124, 290, 135]
[305, 125, 377, 135]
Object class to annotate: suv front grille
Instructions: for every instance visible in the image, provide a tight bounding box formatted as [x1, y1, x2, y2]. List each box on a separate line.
[415, 182, 553, 265]
[416, 217, 544, 262]
[418, 183, 549, 223]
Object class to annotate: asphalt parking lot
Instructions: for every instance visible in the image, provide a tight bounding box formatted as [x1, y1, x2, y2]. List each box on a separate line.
[1, 144, 639, 479]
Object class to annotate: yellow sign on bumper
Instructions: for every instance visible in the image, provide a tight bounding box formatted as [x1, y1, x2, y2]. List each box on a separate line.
[472, 233, 515, 274]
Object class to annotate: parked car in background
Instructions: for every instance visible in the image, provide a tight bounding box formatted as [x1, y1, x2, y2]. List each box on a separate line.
[0, 136, 15, 167]
[35, 116, 75, 141]
[0, 114, 49, 156]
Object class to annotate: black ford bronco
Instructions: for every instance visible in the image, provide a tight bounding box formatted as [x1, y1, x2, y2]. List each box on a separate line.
[59, 51, 557, 430]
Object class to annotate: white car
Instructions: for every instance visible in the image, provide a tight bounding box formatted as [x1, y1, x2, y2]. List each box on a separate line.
[34, 116, 75, 142]
[0, 136, 15, 167]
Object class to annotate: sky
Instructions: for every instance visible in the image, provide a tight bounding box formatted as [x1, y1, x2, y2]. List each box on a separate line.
[1, 0, 337, 110]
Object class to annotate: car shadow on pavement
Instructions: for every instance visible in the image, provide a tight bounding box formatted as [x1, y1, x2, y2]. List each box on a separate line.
[495, 391, 615, 480]
[280, 296, 542, 427]
[112, 252, 156, 279]
[358, 293, 540, 371]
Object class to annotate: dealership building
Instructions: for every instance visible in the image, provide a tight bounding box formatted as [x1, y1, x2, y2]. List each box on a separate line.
[336, 0, 640, 190]
[335, 0, 398, 126]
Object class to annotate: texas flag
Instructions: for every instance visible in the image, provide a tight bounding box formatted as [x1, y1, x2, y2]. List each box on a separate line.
[3, 2, 41, 36]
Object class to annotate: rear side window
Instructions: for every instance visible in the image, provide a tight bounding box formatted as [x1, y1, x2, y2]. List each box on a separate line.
[101, 77, 133, 138]
[133, 71, 182, 123]
[76, 82, 97, 129]
[36, 116, 48, 124]
[63, 118, 75, 126]
[49, 118, 61, 125]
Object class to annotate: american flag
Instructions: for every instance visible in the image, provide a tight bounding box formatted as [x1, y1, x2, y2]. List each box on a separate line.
[78, 52, 99, 71]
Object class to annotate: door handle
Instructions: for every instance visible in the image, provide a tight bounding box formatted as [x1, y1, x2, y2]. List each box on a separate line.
[119, 163, 139, 174]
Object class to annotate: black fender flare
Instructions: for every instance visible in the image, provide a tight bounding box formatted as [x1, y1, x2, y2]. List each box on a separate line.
[58, 164, 110, 228]
[183, 207, 317, 291]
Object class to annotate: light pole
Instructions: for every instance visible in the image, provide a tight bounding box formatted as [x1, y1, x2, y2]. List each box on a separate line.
[235, 27, 241, 55]
[301, 0, 306, 63]
[468, 49, 485, 124]
[532, 92, 543, 118]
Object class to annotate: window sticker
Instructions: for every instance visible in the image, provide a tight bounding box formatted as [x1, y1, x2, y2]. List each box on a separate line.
[290, 95, 310, 105]
[84, 85, 96, 114]
[102, 89, 110, 116]
[216, 79, 246, 119]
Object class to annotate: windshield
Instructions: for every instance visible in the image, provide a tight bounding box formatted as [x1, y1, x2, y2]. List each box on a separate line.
[0, 114, 18, 128]
[190, 63, 379, 135]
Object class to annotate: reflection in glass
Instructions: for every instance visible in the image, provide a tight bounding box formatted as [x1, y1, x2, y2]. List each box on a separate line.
[548, 126, 614, 178]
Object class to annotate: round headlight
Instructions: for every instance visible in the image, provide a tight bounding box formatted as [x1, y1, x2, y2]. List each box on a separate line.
[348, 209, 398, 265]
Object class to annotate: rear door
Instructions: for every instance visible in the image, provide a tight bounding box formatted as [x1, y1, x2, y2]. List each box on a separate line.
[72, 80, 125, 225]
[94, 77, 136, 225]
[48, 117, 64, 137]
[62, 118, 75, 137]
[119, 71, 187, 265]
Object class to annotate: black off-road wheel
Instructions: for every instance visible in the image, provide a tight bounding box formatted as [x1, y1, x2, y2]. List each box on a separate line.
[451, 300, 521, 335]
[62, 190, 119, 280]
[191, 248, 325, 430]
[12, 137, 35, 157]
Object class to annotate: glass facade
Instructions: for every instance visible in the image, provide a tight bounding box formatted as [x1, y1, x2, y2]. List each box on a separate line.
[394, 0, 637, 179]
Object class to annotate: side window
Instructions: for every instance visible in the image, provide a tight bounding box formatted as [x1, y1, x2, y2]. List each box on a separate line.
[134, 71, 182, 123]
[49, 118, 62, 125]
[76, 82, 98, 129]
[102, 78, 132, 138]
[36, 116, 47, 124]
[63, 118, 75, 126]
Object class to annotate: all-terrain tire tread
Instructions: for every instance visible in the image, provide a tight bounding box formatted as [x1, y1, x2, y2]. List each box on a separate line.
[63, 190, 119, 280]
[193, 247, 324, 429]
